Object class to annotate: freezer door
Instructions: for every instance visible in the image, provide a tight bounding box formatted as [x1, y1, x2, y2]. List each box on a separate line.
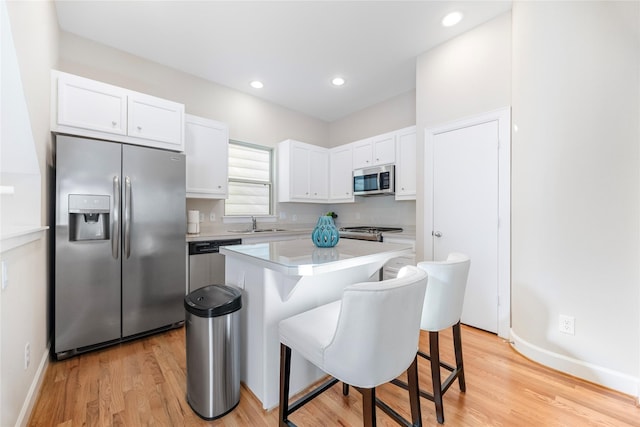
[121, 145, 186, 337]
[54, 136, 122, 354]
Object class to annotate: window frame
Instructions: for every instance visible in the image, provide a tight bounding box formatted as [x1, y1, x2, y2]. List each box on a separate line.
[224, 140, 274, 217]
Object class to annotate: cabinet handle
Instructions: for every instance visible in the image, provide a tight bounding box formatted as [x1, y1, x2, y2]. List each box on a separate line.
[137, 126, 142, 131]
[218, 185, 222, 188]
[112, 121, 117, 127]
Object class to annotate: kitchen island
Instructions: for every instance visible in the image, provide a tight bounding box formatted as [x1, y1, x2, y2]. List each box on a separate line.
[220, 238, 413, 410]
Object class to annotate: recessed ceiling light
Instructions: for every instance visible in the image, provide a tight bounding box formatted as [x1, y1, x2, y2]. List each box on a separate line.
[442, 11, 463, 27]
[250, 80, 264, 89]
[332, 77, 345, 86]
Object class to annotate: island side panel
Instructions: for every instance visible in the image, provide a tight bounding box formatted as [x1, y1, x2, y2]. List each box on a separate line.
[225, 255, 266, 402]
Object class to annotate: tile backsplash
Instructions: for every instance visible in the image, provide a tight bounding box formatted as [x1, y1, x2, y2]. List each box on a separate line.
[186, 196, 416, 230]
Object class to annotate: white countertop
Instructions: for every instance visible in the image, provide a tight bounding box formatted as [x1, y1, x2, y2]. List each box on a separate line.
[186, 228, 312, 242]
[220, 238, 413, 276]
[186, 227, 416, 242]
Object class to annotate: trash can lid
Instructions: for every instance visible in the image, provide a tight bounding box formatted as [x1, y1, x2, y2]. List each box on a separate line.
[184, 284, 242, 317]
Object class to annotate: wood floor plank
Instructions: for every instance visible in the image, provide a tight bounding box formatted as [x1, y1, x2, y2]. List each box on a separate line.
[28, 326, 640, 426]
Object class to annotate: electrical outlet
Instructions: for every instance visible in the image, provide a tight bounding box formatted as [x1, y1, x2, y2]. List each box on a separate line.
[559, 315, 575, 335]
[24, 342, 30, 370]
[209, 212, 216, 222]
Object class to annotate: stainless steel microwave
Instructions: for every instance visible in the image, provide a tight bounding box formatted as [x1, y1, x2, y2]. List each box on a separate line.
[353, 164, 395, 196]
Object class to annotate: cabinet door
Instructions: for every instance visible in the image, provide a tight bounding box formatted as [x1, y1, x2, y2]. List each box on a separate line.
[290, 143, 311, 199]
[57, 72, 127, 136]
[372, 132, 396, 165]
[395, 127, 416, 200]
[185, 115, 229, 198]
[329, 146, 354, 202]
[127, 93, 184, 150]
[352, 138, 373, 169]
[309, 148, 328, 200]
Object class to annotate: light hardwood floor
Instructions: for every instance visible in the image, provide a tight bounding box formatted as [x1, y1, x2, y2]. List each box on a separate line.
[29, 325, 639, 426]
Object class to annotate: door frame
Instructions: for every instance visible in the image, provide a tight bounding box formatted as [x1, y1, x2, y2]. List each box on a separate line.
[424, 107, 511, 338]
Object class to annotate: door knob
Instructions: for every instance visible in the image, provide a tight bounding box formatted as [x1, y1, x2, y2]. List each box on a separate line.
[432, 231, 442, 238]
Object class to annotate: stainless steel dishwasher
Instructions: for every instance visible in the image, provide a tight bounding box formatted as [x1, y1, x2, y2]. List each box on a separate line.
[188, 239, 242, 292]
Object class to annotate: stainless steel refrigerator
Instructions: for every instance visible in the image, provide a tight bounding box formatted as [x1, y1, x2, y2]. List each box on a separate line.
[53, 135, 186, 359]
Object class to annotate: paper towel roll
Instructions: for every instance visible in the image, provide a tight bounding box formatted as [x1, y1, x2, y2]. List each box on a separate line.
[187, 210, 200, 224]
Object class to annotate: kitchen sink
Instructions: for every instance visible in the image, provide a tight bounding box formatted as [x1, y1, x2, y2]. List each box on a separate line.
[229, 228, 288, 234]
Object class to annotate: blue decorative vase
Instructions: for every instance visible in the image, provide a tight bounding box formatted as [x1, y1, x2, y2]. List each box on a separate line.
[311, 216, 339, 248]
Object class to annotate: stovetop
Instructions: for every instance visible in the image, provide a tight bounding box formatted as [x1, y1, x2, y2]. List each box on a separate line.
[339, 226, 404, 233]
[339, 226, 403, 242]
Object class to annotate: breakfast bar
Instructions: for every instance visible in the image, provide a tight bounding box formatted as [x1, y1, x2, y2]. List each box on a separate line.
[220, 238, 413, 410]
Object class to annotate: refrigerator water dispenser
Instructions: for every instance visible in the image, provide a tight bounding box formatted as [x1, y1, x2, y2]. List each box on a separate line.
[68, 194, 110, 241]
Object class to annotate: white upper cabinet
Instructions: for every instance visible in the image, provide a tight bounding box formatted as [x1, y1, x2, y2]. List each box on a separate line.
[56, 72, 127, 136]
[127, 93, 184, 148]
[309, 148, 329, 199]
[185, 114, 229, 199]
[394, 126, 417, 200]
[329, 145, 354, 203]
[278, 139, 329, 203]
[352, 131, 396, 169]
[52, 70, 185, 151]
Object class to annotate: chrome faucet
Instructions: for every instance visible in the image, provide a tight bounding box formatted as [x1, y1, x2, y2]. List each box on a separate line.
[251, 216, 257, 231]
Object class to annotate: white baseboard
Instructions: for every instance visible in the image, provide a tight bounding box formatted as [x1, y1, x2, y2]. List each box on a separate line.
[15, 345, 49, 427]
[510, 329, 639, 399]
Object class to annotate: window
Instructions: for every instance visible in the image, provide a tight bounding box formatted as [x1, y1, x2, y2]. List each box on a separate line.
[225, 141, 273, 216]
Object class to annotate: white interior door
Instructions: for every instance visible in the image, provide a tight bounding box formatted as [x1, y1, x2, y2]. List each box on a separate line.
[432, 120, 499, 333]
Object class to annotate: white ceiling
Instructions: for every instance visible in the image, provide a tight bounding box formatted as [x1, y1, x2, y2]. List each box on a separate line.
[54, 1, 512, 122]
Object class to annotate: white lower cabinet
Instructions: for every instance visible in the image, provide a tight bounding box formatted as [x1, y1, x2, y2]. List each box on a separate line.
[382, 234, 416, 279]
[185, 115, 229, 198]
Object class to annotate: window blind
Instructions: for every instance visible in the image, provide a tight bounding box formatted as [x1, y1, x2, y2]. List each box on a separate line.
[225, 142, 272, 216]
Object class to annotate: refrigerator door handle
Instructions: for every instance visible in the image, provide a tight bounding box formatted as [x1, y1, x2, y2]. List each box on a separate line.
[112, 176, 120, 259]
[124, 176, 131, 259]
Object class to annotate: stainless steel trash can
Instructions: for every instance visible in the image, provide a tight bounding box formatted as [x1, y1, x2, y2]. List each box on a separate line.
[184, 284, 242, 420]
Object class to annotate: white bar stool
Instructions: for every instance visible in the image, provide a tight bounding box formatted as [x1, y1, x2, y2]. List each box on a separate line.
[278, 265, 428, 427]
[392, 252, 470, 424]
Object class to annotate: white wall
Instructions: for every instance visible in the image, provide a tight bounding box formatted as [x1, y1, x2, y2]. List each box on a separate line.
[328, 90, 416, 147]
[2, 1, 59, 426]
[416, 12, 512, 261]
[510, 1, 640, 395]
